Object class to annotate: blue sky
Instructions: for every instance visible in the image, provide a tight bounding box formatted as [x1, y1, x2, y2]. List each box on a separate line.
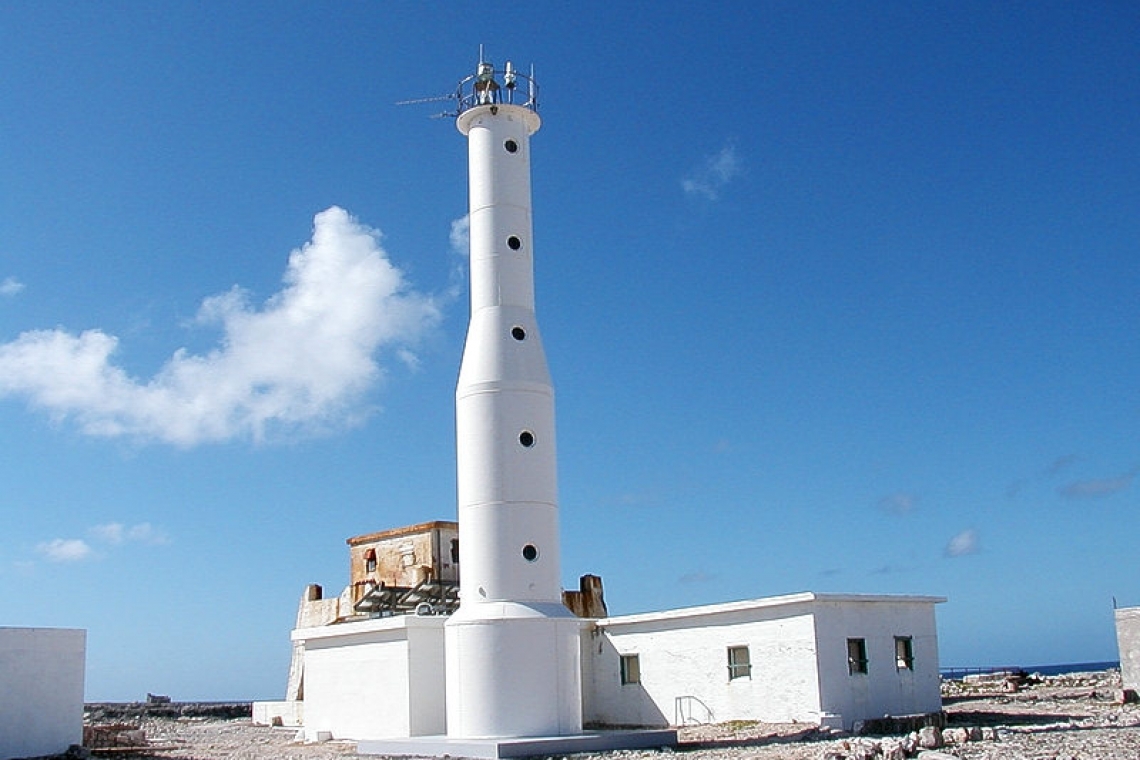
[2, 2, 1137, 700]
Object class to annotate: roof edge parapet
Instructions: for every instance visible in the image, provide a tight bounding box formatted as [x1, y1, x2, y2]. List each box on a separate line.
[596, 591, 947, 628]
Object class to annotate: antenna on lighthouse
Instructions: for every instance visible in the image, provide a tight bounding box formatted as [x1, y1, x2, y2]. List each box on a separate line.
[398, 49, 539, 117]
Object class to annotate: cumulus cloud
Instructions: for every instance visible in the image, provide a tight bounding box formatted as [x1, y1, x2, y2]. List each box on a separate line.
[945, 529, 979, 558]
[449, 215, 470, 257]
[91, 522, 169, 546]
[1059, 469, 1136, 499]
[32, 522, 169, 566]
[682, 142, 742, 200]
[878, 492, 918, 515]
[1, 277, 25, 297]
[37, 538, 94, 563]
[0, 207, 440, 446]
[444, 214, 471, 301]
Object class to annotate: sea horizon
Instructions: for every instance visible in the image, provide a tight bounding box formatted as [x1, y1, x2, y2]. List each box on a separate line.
[941, 660, 1120, 679]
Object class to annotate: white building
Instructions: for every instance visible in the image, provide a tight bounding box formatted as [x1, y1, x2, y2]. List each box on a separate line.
[298, 615, 447, 741]
[585, 593, 944, 730]
[1116, 605, 1140, 693]
[0, 627, 86, 760]
[259, 55, 946, 748]
[280, 589, 943, 740]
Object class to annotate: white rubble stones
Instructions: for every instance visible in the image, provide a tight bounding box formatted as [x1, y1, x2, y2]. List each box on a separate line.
[815, 725, 993, 760]
[879, 737, 906, 760]
[940, 726, 969, 744]
[61, 670, 1138, 760]
[916, 726, 943, 749]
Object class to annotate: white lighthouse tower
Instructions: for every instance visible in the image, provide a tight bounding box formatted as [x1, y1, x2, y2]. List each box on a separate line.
[445, 58, 583, 739]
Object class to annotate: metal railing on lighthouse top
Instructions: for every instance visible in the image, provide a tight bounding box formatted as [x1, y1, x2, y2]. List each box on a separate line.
[455, 60, 539, 115]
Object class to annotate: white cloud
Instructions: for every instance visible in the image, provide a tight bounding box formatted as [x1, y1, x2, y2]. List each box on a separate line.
[37, 538, 94, 563]
[878, 492, 918, 515]
[90, 523, 126, 544]
[449, 215, 470, 257]
[1, 277, 25, 297]
[91, 522, 169, 546]
[445, 214, 471, 301]
[945, 528, 980, 558]
[682, 142, 742, 200]
[1059, 469, 1136, 499]
[0, 207, 441, 446]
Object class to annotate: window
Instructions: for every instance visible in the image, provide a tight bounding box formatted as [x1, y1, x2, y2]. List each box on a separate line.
[895, 636, 914, 670]
[847, 638, 868, 674]
[364, 548, 377, 574]
[727, 645, 752, 680]
[620, 654, 641, 685]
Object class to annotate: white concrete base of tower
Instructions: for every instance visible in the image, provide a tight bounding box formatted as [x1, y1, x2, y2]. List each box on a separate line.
[357, 728, 679, 759]
[445, 602, 582, 738]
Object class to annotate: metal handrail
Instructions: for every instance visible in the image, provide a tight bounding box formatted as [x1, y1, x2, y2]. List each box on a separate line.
[455, 63, 538, 115]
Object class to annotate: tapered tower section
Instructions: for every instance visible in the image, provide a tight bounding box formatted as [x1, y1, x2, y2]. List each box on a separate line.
[445, 60, 583, 738]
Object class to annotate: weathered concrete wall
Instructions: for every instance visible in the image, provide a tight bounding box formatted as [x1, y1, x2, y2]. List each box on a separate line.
[811, 596, 942, 728]
[251, 700, 303, 727]
[295, 615, 446, 741]
[347, 522, 459, 606]
[1116, 606, 1140, 692]
[0, 627, 86, 760]
[285, 584, 347, 702]
[564, 574, 608, 618]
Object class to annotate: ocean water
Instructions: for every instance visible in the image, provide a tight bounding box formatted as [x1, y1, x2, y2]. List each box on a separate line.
[942, 660, 1119, 679]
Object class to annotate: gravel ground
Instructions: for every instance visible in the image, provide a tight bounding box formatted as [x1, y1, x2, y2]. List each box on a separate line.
[78, 671, 1140, 760]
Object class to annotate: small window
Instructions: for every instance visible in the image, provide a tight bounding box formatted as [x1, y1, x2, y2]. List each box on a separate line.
[727, 645, 752, 680]
[364, 548, 377, 573]
[895, 636, 914, 670]
[847, 638, 868, 674]
[620, 654, 641, 685]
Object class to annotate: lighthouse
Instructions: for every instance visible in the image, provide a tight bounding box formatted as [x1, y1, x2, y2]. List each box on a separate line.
[444, 58, 583, 738]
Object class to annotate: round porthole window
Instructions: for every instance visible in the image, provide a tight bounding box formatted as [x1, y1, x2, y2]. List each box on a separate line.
[519, 430, 535, 447]
[522, 544, 538, 562]
[507, 236, 522, 250]
[511, 326, 527, 341]
[504, 139, 518, 153]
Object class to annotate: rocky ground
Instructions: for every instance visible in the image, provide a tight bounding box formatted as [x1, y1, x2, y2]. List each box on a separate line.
[70, 670, 1139, 760]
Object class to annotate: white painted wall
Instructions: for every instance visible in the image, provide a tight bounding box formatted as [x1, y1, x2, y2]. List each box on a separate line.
[589, 596, 821, 727]
[292, 592, 941, 738]
[586, 594, 943, 730]
[407, 619, 447, 736]
[296, 616, 446, 741]
[812, 596, 942, 727]
[0, 627, 86, 760]
[1115, 606, 1140, 692]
